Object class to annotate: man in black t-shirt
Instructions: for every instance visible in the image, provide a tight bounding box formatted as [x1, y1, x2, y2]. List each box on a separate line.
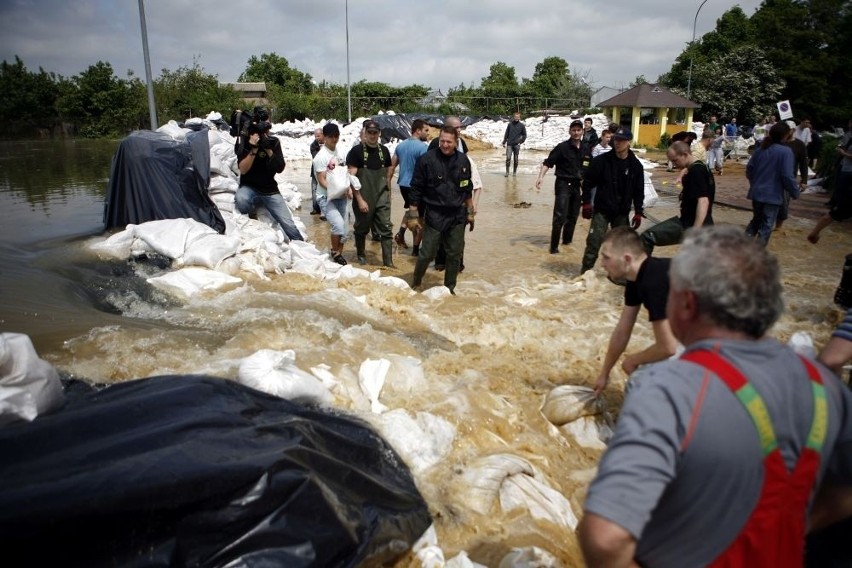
[641, 141, 715, 254]
[592, 227, 678, 395]
[346, 119, 394, 267]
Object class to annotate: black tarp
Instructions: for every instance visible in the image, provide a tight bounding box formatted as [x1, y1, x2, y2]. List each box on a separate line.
[0, 375, 431, 567]
[103, 129, 226, 234]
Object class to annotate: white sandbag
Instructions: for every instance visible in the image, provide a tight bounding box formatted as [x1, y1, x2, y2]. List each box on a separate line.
[156, 120, 187, 140]
[88, 225, 139, 259]
[209, 175, 238, 194]
[133, 218, 218, 260]
[374, 275, 413, 290]
[371, 409, 456, 473]
[413, 525, 445, 568]
[147, 267, 242, 299]
[325, 166, 352, 200]
[643, 171, 658, 209]
[459, 454, 578, 529]
[559, 416, 614, 450]
[237, 349, 332, 405]
[541, 385, 601, 426]
[181, 232, 241, 269]
[288, 239, 326, 262]
[448, 551, 488, 568]
[0, 333, 64, 425]
[359, 358, 390, 414]
[499, 547, 561, 568]
[422, 286, 452, 300]
[787, 331, 815, 358]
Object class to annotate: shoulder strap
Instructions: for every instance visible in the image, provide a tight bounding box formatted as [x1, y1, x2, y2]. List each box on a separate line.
[682, 349, 828, 456]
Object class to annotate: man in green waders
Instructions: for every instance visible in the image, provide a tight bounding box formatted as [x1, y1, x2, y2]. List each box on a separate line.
[346, 119, 395, 268]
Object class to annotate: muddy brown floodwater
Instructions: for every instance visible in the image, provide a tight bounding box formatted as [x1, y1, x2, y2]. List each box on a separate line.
[10, 142, 849, 567]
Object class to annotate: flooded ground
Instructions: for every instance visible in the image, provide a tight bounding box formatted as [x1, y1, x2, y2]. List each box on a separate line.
[1, 140, 849, 566]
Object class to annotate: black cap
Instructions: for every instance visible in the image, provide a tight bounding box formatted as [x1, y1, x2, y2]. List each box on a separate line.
[362, 119, 380, 132]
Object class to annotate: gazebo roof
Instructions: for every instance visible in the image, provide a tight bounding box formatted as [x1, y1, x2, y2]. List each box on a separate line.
[598, 83, 699, 109]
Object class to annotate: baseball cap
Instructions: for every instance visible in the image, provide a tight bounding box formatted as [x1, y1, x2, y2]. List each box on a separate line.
[570, 119, 584, 129]
[613, 129, 633, 141]
[363, 119, 380, 132]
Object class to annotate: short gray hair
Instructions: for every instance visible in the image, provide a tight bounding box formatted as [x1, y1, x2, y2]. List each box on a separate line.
[670, 225, 783, 338]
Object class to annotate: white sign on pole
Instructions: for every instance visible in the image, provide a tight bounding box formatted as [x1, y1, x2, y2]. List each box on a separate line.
[777, 100, 793, 120]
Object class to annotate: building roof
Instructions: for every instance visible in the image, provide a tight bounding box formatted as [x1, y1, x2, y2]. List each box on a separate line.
[221, 82, 267, 92]
[598, 83, 699, 109]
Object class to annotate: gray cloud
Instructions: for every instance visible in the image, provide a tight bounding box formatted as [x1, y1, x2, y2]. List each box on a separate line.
[0, 0, 762, 90]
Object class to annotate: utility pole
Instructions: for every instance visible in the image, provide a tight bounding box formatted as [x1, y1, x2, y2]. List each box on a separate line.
[138, 0, 158, 129]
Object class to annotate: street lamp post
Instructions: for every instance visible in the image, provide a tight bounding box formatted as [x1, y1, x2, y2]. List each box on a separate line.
[345, 0, 352, 123]
[137, 0, 158, 129]
[686, 0, 710, 100]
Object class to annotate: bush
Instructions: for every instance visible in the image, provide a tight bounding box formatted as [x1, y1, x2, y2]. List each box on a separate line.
[658, 132, 672, 150]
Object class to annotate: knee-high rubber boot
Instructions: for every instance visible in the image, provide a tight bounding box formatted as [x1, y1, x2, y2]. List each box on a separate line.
[836, 254, 852, 309]
[550, 226, 561, 253]
[381, 238, 395, 268]
[355, 234, 367, 265]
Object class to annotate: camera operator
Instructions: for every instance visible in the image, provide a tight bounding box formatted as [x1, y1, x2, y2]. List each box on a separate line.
[233, 108, 303, 242]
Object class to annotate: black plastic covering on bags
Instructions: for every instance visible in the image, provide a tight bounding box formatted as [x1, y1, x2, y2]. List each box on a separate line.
[0, 375, 431, 567]
[103, 129, 226, 234]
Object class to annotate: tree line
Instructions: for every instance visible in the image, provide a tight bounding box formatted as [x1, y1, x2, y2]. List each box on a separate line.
[660, 0, 851, 128]
[1, 0, 849, 138]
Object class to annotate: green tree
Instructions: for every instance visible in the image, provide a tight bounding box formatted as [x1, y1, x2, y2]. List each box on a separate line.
[55, 61, 142, 137]
[629, 75, 648, 88]
[239, 53, 313, 94]
[687, 46, 784, 123]
[524, 56, 571, 99]
[0, 56, 63, 136]
[155, 59, 241, 122]
[480, 62, 522, 114]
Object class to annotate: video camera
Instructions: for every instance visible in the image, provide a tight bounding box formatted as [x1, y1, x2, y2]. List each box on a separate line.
[230, 106, 272, 139]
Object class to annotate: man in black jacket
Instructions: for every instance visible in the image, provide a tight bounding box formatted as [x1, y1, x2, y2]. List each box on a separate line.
[536, 120, 592, 253]
[580, 128, 645, 274]
[502, 112, 527, 177]
[407, 125, 474, 294]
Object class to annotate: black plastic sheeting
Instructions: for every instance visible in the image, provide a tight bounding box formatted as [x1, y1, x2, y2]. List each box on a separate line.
[103, 129, 226, 234]
[0, 375, 431, 567]
[350, 114, 500, 142]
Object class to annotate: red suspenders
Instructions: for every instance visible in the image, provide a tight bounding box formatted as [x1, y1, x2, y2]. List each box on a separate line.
[680, 348, 827, 568]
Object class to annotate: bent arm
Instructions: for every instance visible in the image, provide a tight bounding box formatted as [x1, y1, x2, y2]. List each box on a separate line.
[818, 336, 852, 376]
[693, 196, 710, 228]
[622, 319, 678, 374]
[577, 513, 639, 568]
[595, 306, 640, 392]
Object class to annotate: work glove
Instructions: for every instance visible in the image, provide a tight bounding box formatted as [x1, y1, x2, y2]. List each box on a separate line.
[405, 210, 421, 232]
[582, 203, 593, 220]
[467, 208, 476, 232]
[631, 213, 643, 229]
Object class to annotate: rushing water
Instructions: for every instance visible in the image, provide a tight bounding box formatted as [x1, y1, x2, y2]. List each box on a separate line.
[0, 139, 848, 566]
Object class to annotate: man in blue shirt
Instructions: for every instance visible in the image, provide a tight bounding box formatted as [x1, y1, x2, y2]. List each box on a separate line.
[387, 119, 430, 255]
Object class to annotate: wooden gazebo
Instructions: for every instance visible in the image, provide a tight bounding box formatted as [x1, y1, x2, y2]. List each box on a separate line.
[597, 84, 700, 147]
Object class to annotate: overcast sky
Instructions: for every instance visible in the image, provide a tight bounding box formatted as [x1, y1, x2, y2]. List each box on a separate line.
[1, 0, 764, 93]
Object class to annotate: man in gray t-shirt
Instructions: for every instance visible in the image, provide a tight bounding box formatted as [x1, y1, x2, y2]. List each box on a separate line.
[578, 225, 852, 567]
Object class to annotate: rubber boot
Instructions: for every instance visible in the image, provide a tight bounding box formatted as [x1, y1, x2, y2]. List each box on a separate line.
[381, 238, 395, 268]
[549, 227, 560, 254]
[355, 234, 367, 265]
